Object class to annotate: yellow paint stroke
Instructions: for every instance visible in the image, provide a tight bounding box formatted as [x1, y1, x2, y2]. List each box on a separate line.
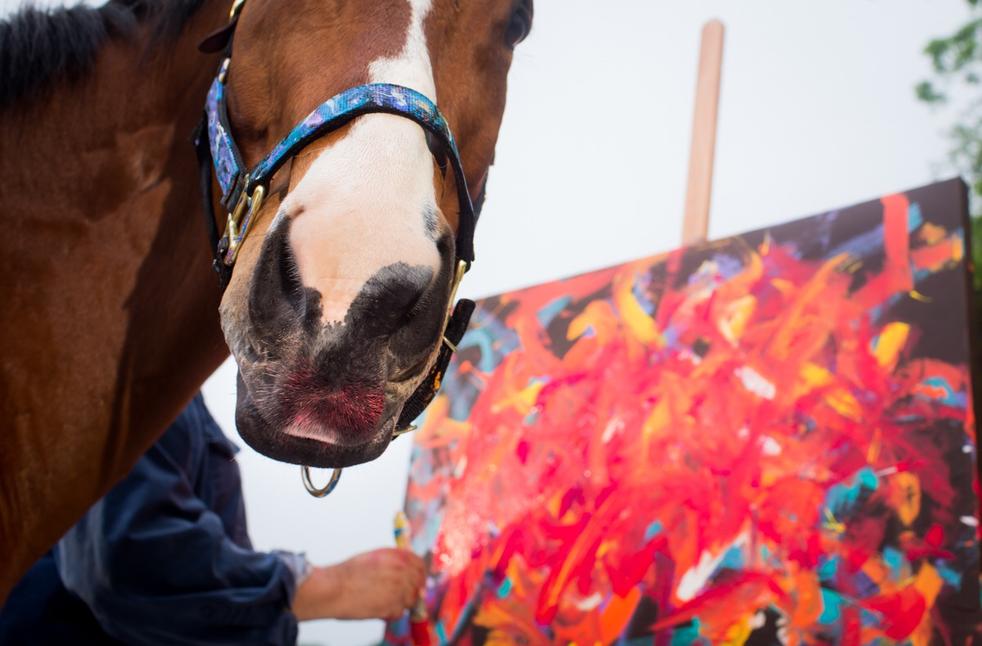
[800, 363, 832, 387]
[613, 269, 664, 347]
[568, 300, 618, 346]
[914, 562, 943, 607]
[795, 363, 859, 418]
[918, 222, 946, 245]
[890, 472, 922, 526]
[796, 362, 832, 401]
[910, 616, 933, 646]
[867, 428, 882, 464]
[823, 509, 846, 534]
[770, 253, 849, 359]
[842, 259, 864, 274]
[595, 539, 613, 560]
[503, 557, 530, 601]
[759, 464, 782, 489]
[720, 614, 754, 646]
[873, 322, 910, 370]
[909, 290, 932, 303]
[642, 399, 671, 459]
[771, 277, 794, 296]
[909, 564, 944, 646]
[826, 389, 861, 421]
[490, 380, 544, 416]
[719, 295, 757, 344]
[952, 237, 965, 263]
[759, 237, 771, 256]
[720, 247, 765, 297]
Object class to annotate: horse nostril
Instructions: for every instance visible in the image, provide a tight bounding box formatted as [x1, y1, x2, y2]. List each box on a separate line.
[348, 263, 435, 340]
[360, 263, 451, 363]
[393, 275, 431, 326]
[279, 245, 303, 306]
[249, 219, 308, 340]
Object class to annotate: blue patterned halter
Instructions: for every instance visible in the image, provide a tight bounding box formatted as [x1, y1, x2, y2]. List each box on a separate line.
[203, 72, 477, 270]
[192, 0, 480, 493]
[202, 70, 477, 274]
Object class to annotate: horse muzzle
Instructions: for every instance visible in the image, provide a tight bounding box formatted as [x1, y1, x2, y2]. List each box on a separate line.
[224, 220, 451, 467]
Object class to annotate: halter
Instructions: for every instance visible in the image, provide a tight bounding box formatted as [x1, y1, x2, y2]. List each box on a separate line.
[192, 0, 479, 498]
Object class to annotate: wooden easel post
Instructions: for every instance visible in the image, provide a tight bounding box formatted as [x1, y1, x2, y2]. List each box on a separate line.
[682, 20, 725, 246]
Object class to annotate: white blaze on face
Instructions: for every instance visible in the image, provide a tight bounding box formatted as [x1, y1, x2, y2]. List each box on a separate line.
[283, 0, 440, 325]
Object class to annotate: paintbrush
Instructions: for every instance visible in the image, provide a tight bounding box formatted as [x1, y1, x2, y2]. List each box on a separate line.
[393, 511, 432, 646]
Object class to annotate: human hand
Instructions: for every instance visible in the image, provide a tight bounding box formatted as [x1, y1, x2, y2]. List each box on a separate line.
[293, 548, 425, 621]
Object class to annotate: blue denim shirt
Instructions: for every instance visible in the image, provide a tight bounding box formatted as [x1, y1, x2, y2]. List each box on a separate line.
[0, 394, 300, 646]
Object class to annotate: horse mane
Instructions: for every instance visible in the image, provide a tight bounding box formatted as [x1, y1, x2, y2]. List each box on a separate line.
[0, 0, 205, 109]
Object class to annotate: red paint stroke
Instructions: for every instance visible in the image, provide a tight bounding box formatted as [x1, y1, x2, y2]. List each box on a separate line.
[864, 586, 926, 639]
[386, 203, 978, 645]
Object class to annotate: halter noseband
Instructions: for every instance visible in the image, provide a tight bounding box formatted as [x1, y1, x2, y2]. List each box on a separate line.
[192, 0, 480, 497]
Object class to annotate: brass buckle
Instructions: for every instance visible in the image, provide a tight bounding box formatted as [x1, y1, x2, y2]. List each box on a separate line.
[229, 0, 246, 21]
[441, 259, 469, 350]
[224, 184, 265, 265]
[448, 258, 469, 303]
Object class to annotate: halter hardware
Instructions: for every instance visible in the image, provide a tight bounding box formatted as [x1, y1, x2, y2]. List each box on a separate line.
[223, 183, 265, 264]
[194, 0, 483, 499]
[393, 424, 419, 438]
[441, 258, 469, 353]
[301, 466, 343, 498]
[228, 0, 246, 20]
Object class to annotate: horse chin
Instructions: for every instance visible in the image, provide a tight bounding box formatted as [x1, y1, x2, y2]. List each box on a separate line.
[232, 371, 395, 468]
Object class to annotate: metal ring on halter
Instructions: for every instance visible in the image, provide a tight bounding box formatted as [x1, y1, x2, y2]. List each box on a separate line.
[301, 466, 343, 498]
[392, 424, 418, 438]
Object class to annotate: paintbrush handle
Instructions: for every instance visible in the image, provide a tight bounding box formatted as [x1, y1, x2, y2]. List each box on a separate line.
[394, 512, 432, 646]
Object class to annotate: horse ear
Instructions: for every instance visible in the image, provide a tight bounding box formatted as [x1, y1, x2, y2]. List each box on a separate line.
[198, 19, 238, 54]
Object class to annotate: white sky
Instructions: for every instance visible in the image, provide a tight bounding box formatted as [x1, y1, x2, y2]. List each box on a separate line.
[3, 1, 976, 644]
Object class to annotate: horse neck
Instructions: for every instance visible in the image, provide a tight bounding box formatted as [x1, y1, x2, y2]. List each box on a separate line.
[1, 3, 228, 206]
[0, 1, 234, 600]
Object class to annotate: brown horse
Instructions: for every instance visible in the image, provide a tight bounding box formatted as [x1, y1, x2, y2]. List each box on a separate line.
[0, 0, 531, 600]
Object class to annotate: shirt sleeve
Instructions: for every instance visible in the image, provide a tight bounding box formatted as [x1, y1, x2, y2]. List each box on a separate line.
[54, 408, 300, 646]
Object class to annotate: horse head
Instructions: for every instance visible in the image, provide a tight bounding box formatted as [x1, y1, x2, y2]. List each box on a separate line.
[211, 0, 532, 468]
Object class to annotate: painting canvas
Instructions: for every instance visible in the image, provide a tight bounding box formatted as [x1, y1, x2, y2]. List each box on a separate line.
[384, 179, 980, 645]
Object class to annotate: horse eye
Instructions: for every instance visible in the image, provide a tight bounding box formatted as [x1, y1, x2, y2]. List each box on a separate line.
[505, 0, 532, 48]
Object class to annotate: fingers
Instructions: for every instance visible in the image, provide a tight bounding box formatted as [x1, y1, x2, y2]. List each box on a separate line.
[400, 551, 426, 591]
[341, 549, 428, 619]
[387, 551, 425, 613]
[387, 552, 422, 609]
[378, 548, 426, 591]
[400, 578, 418, 610]
[376, 576, 416, 618]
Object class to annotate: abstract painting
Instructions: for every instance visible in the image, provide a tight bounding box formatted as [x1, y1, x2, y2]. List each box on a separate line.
[384, 179, 980, 645]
